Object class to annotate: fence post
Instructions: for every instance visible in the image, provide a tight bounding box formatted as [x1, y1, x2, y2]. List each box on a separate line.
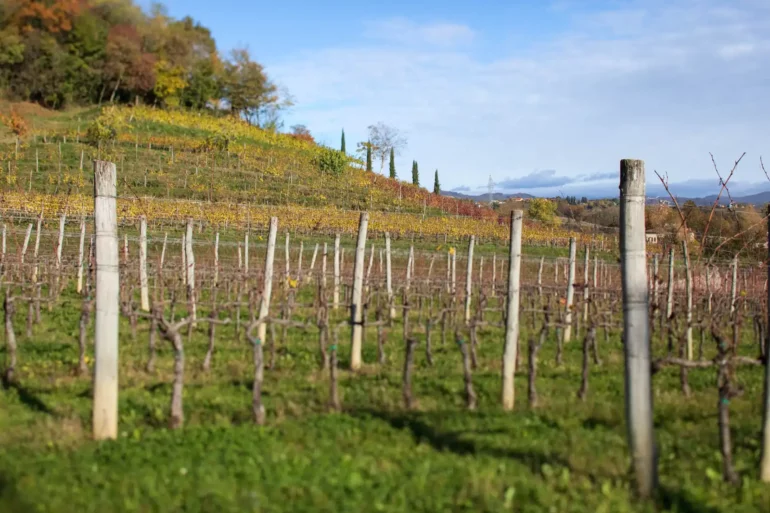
[681, 240, 693, 360]
[76, 218, 86, 294]
[258, 217, 278, 344]
[502, 210, 522, 410]
[464, 236, 475, 324]
[350, 212, 369, 370]
[385, 233, 394, 320]
[730, 256, 738, 317]
[563, 238, 577, 343]
[583, 245, 590, 323]
[92, 160, 119, 440]
[761, 205, 770, 482]
[333, 234, 341, 310]
[139, 216, 149, 311]
[185, 220, 196, 322]
[619, 158, 656, 498]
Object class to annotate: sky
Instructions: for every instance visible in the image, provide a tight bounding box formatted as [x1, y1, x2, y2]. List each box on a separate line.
[141, 0, 770, 199]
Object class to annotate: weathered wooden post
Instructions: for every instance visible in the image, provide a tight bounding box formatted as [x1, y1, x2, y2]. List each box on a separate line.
[20, 223, 32, 264]
[761, 205, 770, 482]
[139, 216, 149, 311]
[350, 212, 369, 370]
[244, 231, 249, 274]
[257, 218, 278, 344]
[681, 240, 693, 360]
[563, 238, 577, 343]
[76, 218, 86, 294]
[583, 245, 590, 322]
[464, 236, 475, 324]
[619, 159, 656, 498]
[502, 210, 523, 410]
[666, 247, 675, 320]
[730, 256, 738, 317]
[213, 231, 220, 286]
[333, 234, 341, 310]
[185, 220, 196, 321]
[385, 233, 394, 320]
[92, 160, 119, 440]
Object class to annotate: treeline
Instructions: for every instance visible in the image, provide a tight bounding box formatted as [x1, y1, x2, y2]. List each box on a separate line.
[0, 0, 287, 125]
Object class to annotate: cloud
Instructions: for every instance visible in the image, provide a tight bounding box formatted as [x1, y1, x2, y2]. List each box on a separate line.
[494, 169, 616, 190]
[452, 185, 471, 192]
[364, 18, 475, 47]
[269, 1, 770, 192]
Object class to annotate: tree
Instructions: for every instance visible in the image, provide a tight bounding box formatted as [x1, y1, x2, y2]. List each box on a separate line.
[527, 198, 559, 226]
[289, 124, 314, 143]
[389, 147, 396, 179]
[222, 48, 282, 125]
[411, 160, 419, 186]
[366, 141, 372, 172]
[433, 170, 440, 194]
[367, 122, 407, 173]
[340, 129, 346, 154]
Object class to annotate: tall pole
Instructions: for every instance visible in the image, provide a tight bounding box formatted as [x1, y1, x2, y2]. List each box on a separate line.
[502, 211, 522, 410]
[563, 238, 577, 343]
[464, 236, 475, 324]
[92, 160, 119, 440]
[619, 158, 656, 498]
[139, 216, 149, 311]
[350, 212, 369, 370]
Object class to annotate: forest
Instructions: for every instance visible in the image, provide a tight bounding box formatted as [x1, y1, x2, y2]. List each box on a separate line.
[0, 0, 287, 126]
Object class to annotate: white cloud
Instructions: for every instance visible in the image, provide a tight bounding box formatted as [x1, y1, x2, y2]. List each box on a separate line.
[364, 18, 475, 47]
[268, 1, 770, 194]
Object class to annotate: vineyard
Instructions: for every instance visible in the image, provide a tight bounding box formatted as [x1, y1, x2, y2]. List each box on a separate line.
[0, 159, 768, 511]
[0, 104, 610, 247]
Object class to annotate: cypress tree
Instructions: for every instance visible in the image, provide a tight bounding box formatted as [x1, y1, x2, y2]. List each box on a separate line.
[366, 142, 372, 172]
[433, 169, 440, 194]
[411, 160, 419, 186]
[341, 129, 346, 154]
[389, 147, 396, 179]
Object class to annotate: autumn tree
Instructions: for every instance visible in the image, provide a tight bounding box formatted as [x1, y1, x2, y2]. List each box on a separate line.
[367, 122, 407, 174]
[290, 124, 314, 143]
[527, 198, 559, 226]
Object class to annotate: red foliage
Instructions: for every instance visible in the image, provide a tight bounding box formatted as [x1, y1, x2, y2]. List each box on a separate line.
[11, 0, 85, 34]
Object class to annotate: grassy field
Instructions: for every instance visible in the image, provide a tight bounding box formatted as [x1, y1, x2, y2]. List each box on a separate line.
[1, 281, 769, 513]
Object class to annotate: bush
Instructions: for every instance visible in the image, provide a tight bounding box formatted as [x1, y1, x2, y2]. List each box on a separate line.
[86, 107, 126, 146]
[315, 147, 347, 176]
[0, 109, 28, 137]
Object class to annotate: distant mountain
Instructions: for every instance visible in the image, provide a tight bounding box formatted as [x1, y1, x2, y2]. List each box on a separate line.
[648, 190, 770, 207]
[443, 191, 534, 201]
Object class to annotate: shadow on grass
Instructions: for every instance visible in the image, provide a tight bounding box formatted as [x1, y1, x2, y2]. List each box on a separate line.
[1, 377, 53, 415]
[658, 486, 721, 513]
[351, 408, 571, 475]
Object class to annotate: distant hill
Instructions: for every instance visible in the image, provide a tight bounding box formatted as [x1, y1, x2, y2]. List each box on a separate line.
[648, 190, 770, 207]
[443, 191, 534, 202]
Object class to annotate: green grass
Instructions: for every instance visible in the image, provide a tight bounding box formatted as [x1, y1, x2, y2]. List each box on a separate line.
[1, 282, 769, 512]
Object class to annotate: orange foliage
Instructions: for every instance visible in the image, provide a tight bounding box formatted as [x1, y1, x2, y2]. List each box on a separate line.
[11, 0, 85, 34]
[0, 109, 29, 137]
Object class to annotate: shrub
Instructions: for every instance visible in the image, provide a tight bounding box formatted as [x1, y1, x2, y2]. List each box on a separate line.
[0, 109, 28, 137]
[315, 147, 347, 176]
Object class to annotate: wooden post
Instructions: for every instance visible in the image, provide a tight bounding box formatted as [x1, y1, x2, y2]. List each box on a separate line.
[583, 245, 590, 322]
[563, 238, 576, 343]
[350, 212, 369, 370]
[181, 233, 187, 286]
[257, 218, 278, 344]
[502, 210, 523, 410]
[214, 232, 219, 286]
[491, 253, 497, 296]
[666, 248, 675, 320]
[285, 232, 290, 277]
[730, 256, 738, 317]
[56, 213, 66, 269]
[92, 160, 119, 440]
[20, 223, 32, 264]
[385, 233, 394, 320]
[322, 242, 328, 288]
[76, 218, 86, 294]
[139, 216, 149, 311]
[244, 232, 249, 275]
[464, 236, 475, 324]
[681, 240, 693, 360]
[651, 254, 659, 311]
[537, 256, 544, 296]
[761, 205, 770, 482]
[160, 233, 168, 269]
[333, 234, 341, 310]
[619, 159, 656, 498]
[185, 220, 196, 321]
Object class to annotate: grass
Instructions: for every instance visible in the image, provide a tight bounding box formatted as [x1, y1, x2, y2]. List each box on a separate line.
[1, 281, 769, 512]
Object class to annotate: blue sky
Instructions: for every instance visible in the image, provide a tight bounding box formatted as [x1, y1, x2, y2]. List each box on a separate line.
[141, 0, 770, 199]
